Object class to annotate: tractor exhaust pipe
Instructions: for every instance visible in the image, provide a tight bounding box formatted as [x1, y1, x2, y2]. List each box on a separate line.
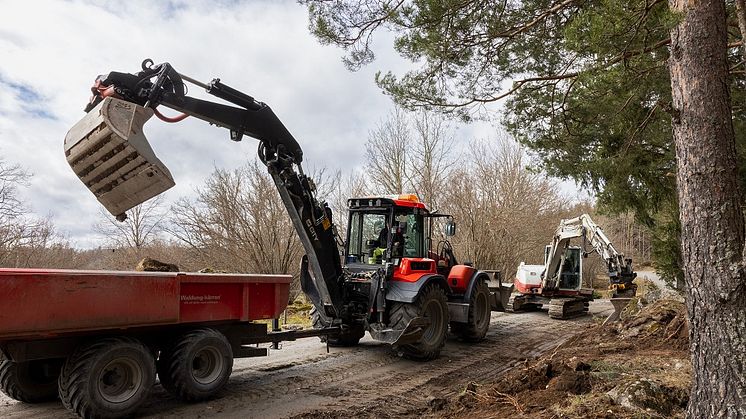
[64, 97, 175, 220]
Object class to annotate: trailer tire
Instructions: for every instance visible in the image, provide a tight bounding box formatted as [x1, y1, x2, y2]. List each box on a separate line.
[0, 359, 61, 403]
[389, 283, 449, 361]
[450, 280, 491, 342]
[58, 337, 155, 419]
[157, 328, 233, 402]
[310, 306, 364, 347]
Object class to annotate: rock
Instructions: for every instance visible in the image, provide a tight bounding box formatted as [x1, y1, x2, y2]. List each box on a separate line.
[135, 257, 179, 272]
[427, 396, 448, 411]
[606, 378, 686, 416]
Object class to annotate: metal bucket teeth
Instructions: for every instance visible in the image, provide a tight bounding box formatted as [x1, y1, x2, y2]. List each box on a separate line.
[64, 97, 175, 217]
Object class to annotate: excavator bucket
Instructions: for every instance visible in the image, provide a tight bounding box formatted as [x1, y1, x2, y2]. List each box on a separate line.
[64, 97, 175, 218]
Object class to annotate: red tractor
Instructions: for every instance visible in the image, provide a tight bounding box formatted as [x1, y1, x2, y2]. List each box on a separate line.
[307, 194, 501, 358]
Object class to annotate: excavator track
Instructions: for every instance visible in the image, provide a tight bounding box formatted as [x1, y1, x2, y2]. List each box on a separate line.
[506, 294, 517, 312]
[548, 298, 589, 320]
[506, 294, 543, 313]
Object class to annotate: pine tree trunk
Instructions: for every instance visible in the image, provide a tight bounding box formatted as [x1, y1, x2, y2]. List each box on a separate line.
[668, 0, 746, 416]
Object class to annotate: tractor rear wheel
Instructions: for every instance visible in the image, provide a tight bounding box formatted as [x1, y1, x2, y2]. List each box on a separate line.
[0, 359, 62, 403]
[389, 284, 449, 361]
[451, 280, 491, 342]
[310, 306, 365, 346]
[157, 328, 233, 402]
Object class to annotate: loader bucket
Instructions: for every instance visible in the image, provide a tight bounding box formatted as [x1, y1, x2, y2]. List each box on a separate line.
[64, 97, 175, 218]
[368, 316, 431, 346]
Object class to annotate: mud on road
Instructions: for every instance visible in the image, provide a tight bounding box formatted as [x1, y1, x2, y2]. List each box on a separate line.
[0, 302, 613, 419]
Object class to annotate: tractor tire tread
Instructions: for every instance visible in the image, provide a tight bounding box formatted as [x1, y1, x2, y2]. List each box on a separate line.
[389, 283, 449, 361]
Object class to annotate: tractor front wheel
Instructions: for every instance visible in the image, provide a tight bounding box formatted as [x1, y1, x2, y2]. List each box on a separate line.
[451, 280, 491, 342]
[389, 284, 449, 361]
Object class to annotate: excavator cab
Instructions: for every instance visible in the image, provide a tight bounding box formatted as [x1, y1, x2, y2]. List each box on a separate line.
[543, 245, 583, 291]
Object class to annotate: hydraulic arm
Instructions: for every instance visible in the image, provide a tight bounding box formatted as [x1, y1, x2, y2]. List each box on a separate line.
[65, 60, 344, 317]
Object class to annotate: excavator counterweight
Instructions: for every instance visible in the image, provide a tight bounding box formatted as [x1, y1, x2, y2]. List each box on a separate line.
[64, 97, 174, 219]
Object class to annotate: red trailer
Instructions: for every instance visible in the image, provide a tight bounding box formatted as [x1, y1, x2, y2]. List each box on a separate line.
[0, 268, 327, 418]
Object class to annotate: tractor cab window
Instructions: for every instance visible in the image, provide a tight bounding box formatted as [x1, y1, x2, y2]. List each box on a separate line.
[394, 212, 423, 258]
[347, 211, 388, 264]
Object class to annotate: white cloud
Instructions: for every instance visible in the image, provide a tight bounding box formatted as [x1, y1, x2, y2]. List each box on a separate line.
[0, 0, 506, 248]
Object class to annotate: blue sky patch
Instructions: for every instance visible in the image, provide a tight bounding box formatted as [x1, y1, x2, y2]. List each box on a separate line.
[0, 75, 57, 120]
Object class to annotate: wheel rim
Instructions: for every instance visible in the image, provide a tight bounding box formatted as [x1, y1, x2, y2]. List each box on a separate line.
[475, 291, 489, 330]
[191, 346, 223, 385]
[422, 299, 445, 344]
[98, 358, 143, 403]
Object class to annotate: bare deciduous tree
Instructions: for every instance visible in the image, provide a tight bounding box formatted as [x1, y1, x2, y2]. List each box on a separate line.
[365, 107, 410, 194]
[0, 158, 60, 267]
[365, 107, 456, 210]
[0, 159, 28, 220]
[408, 112, 455, 210]
[170, 161, 302, 291]
[94, 194, 167, 250]
[443, 137, 569, 276]
[328, 170, 368, 240]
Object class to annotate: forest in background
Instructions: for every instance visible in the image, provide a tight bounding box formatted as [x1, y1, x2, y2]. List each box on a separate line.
[0, 107, 653, 299]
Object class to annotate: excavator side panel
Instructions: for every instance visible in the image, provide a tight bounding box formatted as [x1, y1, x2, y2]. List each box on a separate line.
[64, 97, 175, 217]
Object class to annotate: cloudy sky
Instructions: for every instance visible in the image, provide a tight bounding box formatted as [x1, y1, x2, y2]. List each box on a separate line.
[0, 0, 529, 248]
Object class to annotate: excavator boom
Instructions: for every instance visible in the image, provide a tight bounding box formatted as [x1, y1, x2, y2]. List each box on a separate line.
[65, 60, 344, 317]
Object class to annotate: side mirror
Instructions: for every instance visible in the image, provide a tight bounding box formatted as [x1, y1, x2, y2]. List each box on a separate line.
[444, 219, 456, 237]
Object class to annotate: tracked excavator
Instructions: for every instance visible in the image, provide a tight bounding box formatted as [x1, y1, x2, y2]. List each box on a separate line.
[64, 59, 512, 360]
[508, 214, 637, 319]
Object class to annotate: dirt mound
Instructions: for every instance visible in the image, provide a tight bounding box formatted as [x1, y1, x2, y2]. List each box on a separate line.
[434, 299, 691, 418]
[492, 357, 591, 396]
[617, 299, 688, 350]
[135, 257, 179, 272]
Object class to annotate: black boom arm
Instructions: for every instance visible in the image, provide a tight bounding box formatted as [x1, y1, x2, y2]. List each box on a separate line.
[87, 60, 344, 317]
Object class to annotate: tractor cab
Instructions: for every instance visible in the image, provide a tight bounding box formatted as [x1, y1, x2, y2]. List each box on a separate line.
[344, 195, 457, 276]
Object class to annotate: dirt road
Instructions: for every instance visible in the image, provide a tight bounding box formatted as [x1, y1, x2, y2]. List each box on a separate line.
[0, 302, 613, 418]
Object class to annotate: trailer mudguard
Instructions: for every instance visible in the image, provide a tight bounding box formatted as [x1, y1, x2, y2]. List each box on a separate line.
[385, 274, 448, 303]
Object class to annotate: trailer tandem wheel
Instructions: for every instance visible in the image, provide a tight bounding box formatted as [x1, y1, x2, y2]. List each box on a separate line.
[0, 359, 62, 403]
[58, 337, 155, 419]
[157, 328, 233, 402]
